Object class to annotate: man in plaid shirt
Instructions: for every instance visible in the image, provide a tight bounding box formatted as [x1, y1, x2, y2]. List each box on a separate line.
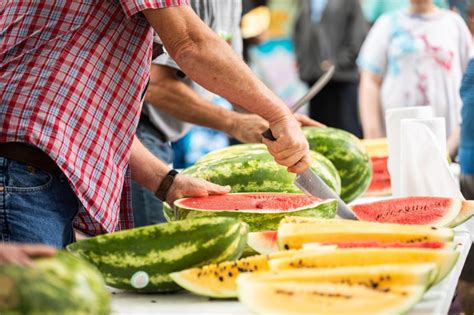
[0, 1, 312, 248]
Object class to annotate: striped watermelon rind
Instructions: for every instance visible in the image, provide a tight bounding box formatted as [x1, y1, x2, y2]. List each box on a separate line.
[303, 127, 371, 203]
[67, 217, 248, 292]
[183, 144, 341, 196]
[165, 193, 337, 231]
[0, 251, 110, 315]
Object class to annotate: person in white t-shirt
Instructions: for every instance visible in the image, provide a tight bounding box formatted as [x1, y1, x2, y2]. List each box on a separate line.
[357, 0, 472, 147]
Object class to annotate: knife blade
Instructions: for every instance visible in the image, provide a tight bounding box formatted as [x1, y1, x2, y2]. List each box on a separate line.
[294, 169, 357, 220]
[261, 64, 356, 219]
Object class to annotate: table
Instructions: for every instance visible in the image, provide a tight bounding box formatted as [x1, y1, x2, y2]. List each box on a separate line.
[110, 230, 471, 315]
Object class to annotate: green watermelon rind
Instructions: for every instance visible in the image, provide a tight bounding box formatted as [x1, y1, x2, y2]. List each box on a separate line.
[183, 146, 341, 196]
[303, 127, 372, 203]
[165, 194, 337, 232]
[0, 251, 110, 315]
[67, 217, 248, 293]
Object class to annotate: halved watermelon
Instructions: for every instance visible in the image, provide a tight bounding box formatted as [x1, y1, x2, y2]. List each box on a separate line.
[352, 197, 474, 227]
[165, 193, 337, 231]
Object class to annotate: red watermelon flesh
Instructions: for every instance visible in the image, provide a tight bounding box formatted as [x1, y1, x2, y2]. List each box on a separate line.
[352, 197, 462, 227]
[247, 230, 454, 255]
[364, 156, 391, 197]
[247, 231, 279, 254]
[178, 193, 322, 211]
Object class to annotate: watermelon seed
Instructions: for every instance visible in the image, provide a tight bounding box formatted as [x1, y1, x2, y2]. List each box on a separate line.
[151, 300, 156, 303]
[284, 244, 289, 250]
[228, 272, 233, 277]
[218, 276, 224, 282]
[431, 227, 437, 230]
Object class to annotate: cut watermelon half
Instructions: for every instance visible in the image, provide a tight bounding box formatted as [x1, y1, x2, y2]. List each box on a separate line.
[166, 193, 337, 231]
[352, 196, 474, 227]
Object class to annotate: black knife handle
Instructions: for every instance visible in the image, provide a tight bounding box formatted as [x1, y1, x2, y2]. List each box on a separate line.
[262, 128, 277, 141]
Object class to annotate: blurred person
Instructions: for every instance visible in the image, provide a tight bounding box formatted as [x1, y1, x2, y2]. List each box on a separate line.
[362, 0, 448, 23]
[293, 0, 369, 137]
[1, 1, 312, 247]
[134, 0, 322, 226]
[460, 59, 474, 199]
[358, 0, 472, 145]
[0, 243, 55, 266]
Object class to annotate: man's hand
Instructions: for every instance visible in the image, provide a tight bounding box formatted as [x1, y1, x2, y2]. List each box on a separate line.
[228, 113, 269, 144]
[0, 243, 56, 267]
[294, 113, 326, 128]
[262, 116, 312, 174]
[166, 175, 231, 206]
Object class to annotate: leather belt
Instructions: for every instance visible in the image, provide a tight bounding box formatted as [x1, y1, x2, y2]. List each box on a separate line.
[0, 142, 62, 177]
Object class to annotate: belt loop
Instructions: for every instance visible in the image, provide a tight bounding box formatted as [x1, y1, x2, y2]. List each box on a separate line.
[0, 156, 7, 188]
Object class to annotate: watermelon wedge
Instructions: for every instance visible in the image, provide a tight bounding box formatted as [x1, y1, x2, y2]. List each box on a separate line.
[165, 193, 337, 231]
[247, 230, 455, 255]
[352, 197, 474, 227]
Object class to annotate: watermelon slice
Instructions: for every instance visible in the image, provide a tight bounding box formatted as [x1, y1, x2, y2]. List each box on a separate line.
[364, 156, 391, 197]
[166, 193, 337, 231]
[352, 196, 474, 227]
[248, 230, 455, 255]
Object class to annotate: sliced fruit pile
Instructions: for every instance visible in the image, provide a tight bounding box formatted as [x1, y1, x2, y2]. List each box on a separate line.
[171, 217, 460, 314]
[352, 196, 474, 227]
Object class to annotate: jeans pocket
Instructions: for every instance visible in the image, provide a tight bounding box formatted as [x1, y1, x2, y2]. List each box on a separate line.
[6, 161, 53, 193]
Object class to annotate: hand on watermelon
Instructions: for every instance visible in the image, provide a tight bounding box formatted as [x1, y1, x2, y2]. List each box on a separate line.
[263, 117, 312, 173]
[166, 175, 231, 205]
[0, 243, 56, 267]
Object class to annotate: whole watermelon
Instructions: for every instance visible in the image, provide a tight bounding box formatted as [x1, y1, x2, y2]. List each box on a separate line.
[67, 217, 248, 292]
[303, 127, 371, 203]
[0, 251, 110, 315]
[184, 144, 341, 195]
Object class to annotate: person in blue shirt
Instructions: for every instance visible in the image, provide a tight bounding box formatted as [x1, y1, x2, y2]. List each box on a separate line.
[460, 59, 474, 199]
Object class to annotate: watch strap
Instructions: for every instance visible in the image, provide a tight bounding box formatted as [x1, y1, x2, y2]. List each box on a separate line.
[155, 169, 179, 201]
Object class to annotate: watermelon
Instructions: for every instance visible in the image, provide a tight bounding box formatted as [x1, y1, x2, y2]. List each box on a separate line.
[170, 248, 330, 299]
[0, 251, 110, 315]
[365, 156, 391, 197]
[182, 144, 341, 195]
[278, 217, 454, 250]
[247, 229, 454, 255]
[352, 196, 474, 227]
[270, 248, 459, 284]
[303, 127, 371, 202]
[67, 217, 248, 292]
[165, 193, 337, 231]
[361, 138, 389, 157]
[237, 280, 427, 315]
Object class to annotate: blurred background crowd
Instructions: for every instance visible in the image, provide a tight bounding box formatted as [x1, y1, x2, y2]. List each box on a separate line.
[172, 0, 474, 168]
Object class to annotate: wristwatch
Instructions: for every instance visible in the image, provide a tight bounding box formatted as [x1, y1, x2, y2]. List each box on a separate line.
[155, 169, 179, 201]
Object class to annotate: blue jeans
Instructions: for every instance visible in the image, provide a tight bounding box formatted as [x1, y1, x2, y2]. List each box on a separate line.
[132, 119, 173, 227]
[0, 157, 80, 248]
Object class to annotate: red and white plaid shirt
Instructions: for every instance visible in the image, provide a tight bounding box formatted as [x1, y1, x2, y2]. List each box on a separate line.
[0, 0, 188, 235]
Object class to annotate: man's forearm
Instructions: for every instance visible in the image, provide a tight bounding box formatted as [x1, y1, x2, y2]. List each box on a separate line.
[129, 136, 170, 192]
[359, 71, 384, 139]
[143, 7, 291, 124]
[145, 65, 237, 135]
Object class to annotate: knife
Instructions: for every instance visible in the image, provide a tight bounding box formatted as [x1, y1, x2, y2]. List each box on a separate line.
[261, 65, 357, 220]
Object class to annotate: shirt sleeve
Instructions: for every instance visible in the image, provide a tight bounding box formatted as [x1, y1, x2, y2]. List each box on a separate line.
[119, 0, 189, 19]
[357, 14, 392, 76]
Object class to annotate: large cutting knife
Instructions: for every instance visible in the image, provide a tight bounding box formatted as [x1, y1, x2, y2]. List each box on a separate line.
[261, 65, 357, 220]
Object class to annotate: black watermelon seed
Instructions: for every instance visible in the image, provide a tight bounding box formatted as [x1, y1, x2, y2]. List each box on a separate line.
[228, 272, 233, 277]
[284, 244, 289, 250]
[151, 300, 157, 303]
[218, 276, 224, 282]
